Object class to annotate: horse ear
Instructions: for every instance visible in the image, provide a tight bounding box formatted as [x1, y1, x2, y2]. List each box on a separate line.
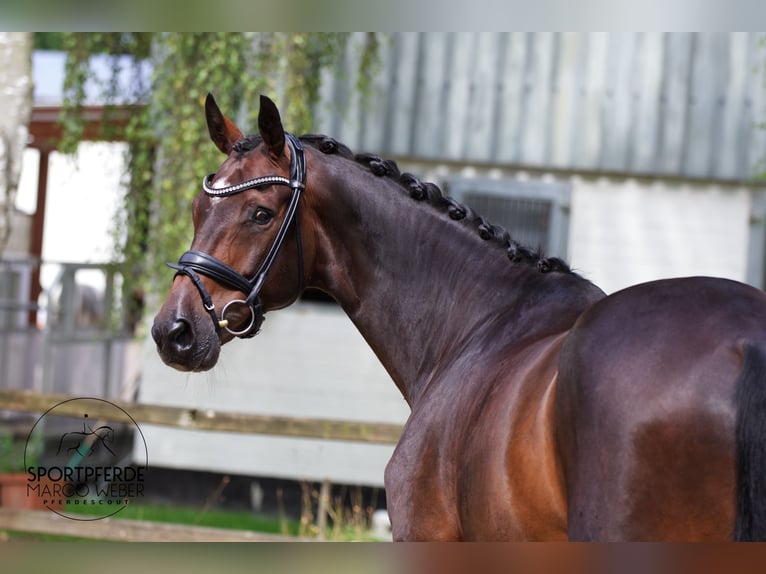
[258, 95, 286, 158]
[205, 93, 244, 155]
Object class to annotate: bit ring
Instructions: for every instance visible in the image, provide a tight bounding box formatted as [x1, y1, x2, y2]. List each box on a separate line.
[220, 299, 256, 336]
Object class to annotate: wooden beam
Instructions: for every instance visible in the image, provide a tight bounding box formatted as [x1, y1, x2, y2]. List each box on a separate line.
[0, 508, 304, 542]
[0, 389, 402, 444]
[27, 105, 143, 149]
[26, 148, 48, 326]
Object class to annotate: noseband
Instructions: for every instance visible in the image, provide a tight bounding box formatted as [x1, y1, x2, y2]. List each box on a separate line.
[167, 133, 306, 338]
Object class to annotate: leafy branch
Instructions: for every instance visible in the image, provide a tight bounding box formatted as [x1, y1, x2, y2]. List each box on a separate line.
[56, 33, 381, 314]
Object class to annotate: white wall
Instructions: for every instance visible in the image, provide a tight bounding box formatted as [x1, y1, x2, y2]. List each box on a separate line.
[569, 177, 751, 294]
[138, 302, 410, 487]
[402, 159, 756, 294]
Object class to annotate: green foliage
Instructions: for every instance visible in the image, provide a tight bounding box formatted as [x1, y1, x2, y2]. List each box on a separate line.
[58, 33, 381, 303]
[0, 426, 39, 474]
[34, 33, 65, 51]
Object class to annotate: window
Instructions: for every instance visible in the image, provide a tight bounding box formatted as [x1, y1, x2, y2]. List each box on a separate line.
[445, 178, 571, 259]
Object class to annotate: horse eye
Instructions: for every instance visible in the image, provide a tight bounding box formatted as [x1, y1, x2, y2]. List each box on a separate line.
[250, 208, 273, 225]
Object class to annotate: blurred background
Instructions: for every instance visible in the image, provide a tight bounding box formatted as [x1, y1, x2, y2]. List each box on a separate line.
[0, 32, 765, 541]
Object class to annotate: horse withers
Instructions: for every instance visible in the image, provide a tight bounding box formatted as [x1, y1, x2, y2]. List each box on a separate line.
[151, 93, 766, 541]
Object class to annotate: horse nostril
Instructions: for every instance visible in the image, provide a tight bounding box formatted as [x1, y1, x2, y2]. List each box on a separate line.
[168, 318, 195, 352]
[151, 319, 166, 351]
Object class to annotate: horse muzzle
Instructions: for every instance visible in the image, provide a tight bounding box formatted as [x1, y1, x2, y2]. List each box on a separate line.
[151, 310, 221, 372]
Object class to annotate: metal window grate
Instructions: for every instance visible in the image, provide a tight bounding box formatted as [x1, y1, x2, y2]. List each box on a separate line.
[446, 177, 571, 259]
[461, 192, 552, 252]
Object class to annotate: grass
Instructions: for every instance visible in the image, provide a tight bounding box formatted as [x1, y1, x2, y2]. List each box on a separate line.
[1, 478, 387, 541]
[1, 502, 302, 541]
[64, 502, 302, 535]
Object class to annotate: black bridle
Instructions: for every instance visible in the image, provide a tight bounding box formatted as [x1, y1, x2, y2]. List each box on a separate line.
[167, 133, 306, 339]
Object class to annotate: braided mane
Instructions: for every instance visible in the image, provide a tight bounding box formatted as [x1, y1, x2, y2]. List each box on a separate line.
[233, 134, 572, 275]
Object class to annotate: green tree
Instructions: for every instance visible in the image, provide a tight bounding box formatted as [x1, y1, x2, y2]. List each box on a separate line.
[58, 32, 381, 322]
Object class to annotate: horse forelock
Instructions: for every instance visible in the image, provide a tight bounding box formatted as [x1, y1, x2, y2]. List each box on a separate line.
[231, 135, 262, 155]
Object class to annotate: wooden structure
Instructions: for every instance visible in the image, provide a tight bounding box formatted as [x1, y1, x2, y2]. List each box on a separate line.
[0, 388, 392, 541]
[24, 105, 137, 327]
[0, 389, 401, 444]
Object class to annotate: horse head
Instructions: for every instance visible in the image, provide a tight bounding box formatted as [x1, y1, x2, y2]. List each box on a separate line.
[151, 94, 311, 371]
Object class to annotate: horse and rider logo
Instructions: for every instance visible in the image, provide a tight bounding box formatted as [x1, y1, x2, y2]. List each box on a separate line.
[55, 413, 115, 460]
[24, 397, 148, 521]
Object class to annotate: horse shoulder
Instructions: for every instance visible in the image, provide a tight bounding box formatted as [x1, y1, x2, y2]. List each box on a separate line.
[386, 331, 572, 540]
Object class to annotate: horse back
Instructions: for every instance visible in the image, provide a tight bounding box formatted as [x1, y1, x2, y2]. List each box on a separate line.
[555, 276, 766, 540]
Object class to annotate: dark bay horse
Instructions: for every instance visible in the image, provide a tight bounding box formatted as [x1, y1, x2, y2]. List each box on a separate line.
[152, 93, 766, 541]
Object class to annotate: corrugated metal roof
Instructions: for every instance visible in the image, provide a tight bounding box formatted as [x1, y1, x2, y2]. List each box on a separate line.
[315, 32, 766, 182]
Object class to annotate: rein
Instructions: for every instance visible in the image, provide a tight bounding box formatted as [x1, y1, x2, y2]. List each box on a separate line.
[167, 133, 306, 338]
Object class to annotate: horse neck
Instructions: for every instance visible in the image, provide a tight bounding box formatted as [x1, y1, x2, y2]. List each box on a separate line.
[304, 154, 596, 406]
